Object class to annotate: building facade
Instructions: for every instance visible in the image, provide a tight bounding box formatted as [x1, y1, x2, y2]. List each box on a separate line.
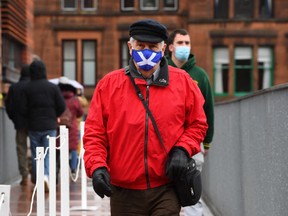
[0, 0, 34, 104]
[2, 0, 288, 102]
[188, 0, 288, 100]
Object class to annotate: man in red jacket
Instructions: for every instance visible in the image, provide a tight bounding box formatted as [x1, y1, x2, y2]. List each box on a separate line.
[83, 19, 208, 215]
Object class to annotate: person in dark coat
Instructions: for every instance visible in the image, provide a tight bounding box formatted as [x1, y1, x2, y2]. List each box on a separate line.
[21, 60, 66, 192]
[5, 65, 30, 185]
[58, 76, 84, 176]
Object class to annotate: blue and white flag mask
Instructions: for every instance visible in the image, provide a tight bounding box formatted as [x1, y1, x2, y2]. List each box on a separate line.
[132, 49, 162, 71]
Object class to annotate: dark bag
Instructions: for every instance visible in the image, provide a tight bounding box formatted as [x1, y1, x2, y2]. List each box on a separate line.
[174, 158, 202, 207]
[58, 107, 73, 128]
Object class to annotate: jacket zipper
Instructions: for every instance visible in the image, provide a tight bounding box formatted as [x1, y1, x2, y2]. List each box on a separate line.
[144, 85, 150, 188]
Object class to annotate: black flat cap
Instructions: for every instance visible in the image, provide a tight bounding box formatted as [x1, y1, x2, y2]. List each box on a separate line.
[129, 19, 168, 43]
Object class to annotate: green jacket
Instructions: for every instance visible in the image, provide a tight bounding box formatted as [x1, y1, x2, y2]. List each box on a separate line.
[167, 54, 214, 148]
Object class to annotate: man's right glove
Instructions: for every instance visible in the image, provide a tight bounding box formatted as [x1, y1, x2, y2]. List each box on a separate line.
[92, 167, 112, 198]
[166, 147, 189, 180]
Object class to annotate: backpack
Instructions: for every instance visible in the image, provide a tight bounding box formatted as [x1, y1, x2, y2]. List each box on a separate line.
[58, 107, 73, 128]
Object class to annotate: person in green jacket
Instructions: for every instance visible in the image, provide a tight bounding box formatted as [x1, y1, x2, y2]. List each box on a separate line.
[166, 29, 214, 216]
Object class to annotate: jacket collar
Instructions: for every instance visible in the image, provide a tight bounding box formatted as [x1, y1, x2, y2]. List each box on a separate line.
[166, 54, 196, 72]
[125, 57, 169, 87]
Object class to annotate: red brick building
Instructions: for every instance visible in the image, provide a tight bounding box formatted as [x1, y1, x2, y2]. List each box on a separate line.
[0, 0, 34, 102]
[2, 0, 288, 102]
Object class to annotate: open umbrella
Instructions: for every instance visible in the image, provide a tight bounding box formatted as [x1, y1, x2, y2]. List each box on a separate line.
[49, 77, 84, 93]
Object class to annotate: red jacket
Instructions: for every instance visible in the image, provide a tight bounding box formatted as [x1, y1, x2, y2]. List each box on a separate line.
[62, 91, 83, 150]
[84, 59, 208, 190]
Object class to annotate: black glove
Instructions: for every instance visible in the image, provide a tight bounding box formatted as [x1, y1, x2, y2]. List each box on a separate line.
[166, 147, 189, 180]
[92, 167, 112, 198]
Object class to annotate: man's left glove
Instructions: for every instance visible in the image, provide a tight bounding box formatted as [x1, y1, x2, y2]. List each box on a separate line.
[92, 167, 112, 198]
[166, 147, 189, 180]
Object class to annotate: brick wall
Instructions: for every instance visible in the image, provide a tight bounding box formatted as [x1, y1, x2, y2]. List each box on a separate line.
[32, 0, 288, 100]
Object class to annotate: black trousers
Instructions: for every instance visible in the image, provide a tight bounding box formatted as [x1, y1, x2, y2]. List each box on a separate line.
[110, 184, 181, 216]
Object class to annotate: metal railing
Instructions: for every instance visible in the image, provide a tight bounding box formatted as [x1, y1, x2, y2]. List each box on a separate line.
[202, 83, 288, 216]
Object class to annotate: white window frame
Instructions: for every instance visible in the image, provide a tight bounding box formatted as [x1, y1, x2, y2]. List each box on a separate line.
[214, 47, 229, 95]
[140, 0, 159, 11]
[63, 40, 77, 80]
[81, 0, 97, 11]
[121, 0, 135, 11]
[82, 40, 96, 86]
[8, 43, 15, 69]
[61, 0, 77, 11]
[163, 0, 178, 11]
[257, 47, 273, 89]
[120, 39, 130, 67]
[234, 46, 253, 95]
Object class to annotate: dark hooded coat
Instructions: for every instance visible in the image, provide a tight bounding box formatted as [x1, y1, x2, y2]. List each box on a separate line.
[5, 65, 30, 129]
[21, 60, 66, 131]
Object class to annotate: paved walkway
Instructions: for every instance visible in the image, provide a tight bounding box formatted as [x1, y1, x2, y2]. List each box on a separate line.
[9, 174, 214, 216]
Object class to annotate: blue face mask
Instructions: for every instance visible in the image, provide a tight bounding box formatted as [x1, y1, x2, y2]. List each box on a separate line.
[175, 46, 190, 61]
[132, 49, 162, 71]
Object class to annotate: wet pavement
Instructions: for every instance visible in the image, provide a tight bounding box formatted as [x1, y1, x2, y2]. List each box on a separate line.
[9, 174, 213, 216]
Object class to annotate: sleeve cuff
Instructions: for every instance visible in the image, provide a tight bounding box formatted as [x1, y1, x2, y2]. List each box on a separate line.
[203, 143, 210, 150]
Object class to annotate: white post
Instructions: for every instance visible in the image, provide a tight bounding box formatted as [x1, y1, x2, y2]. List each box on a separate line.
[0, 185, 11, 216]
[60, 126, 70, 215]
[49, 136, 57, 216]
[80, 121, 87, 208]
[36, 147, 45, 216]
[70, 121, 98, 211]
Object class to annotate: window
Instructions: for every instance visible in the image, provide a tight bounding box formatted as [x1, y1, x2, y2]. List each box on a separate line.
[121, 0, 134, 11]
[62, 0, 77, 11]
[140, 0, 159, 10]
[257, 47, 273, 90]
[62, 40, 97, 87]
[8, 43, 15, 68]
[234, 47, 253, 95]
[164, 0, 178, 11]
[259, 0, 273, 18]
[214, 45, 274, 97]
[82, 40, 96, 86]
[213, 47, 229, 95]
[120, 39, 130, 68]
[63, 40, 77, 80]
[234, 0, 254, 19]
[121, 0, 177, 11]
[2, 37, 22, 69]
[214, 0, 229, 19]
[81, 0, 97, 11]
